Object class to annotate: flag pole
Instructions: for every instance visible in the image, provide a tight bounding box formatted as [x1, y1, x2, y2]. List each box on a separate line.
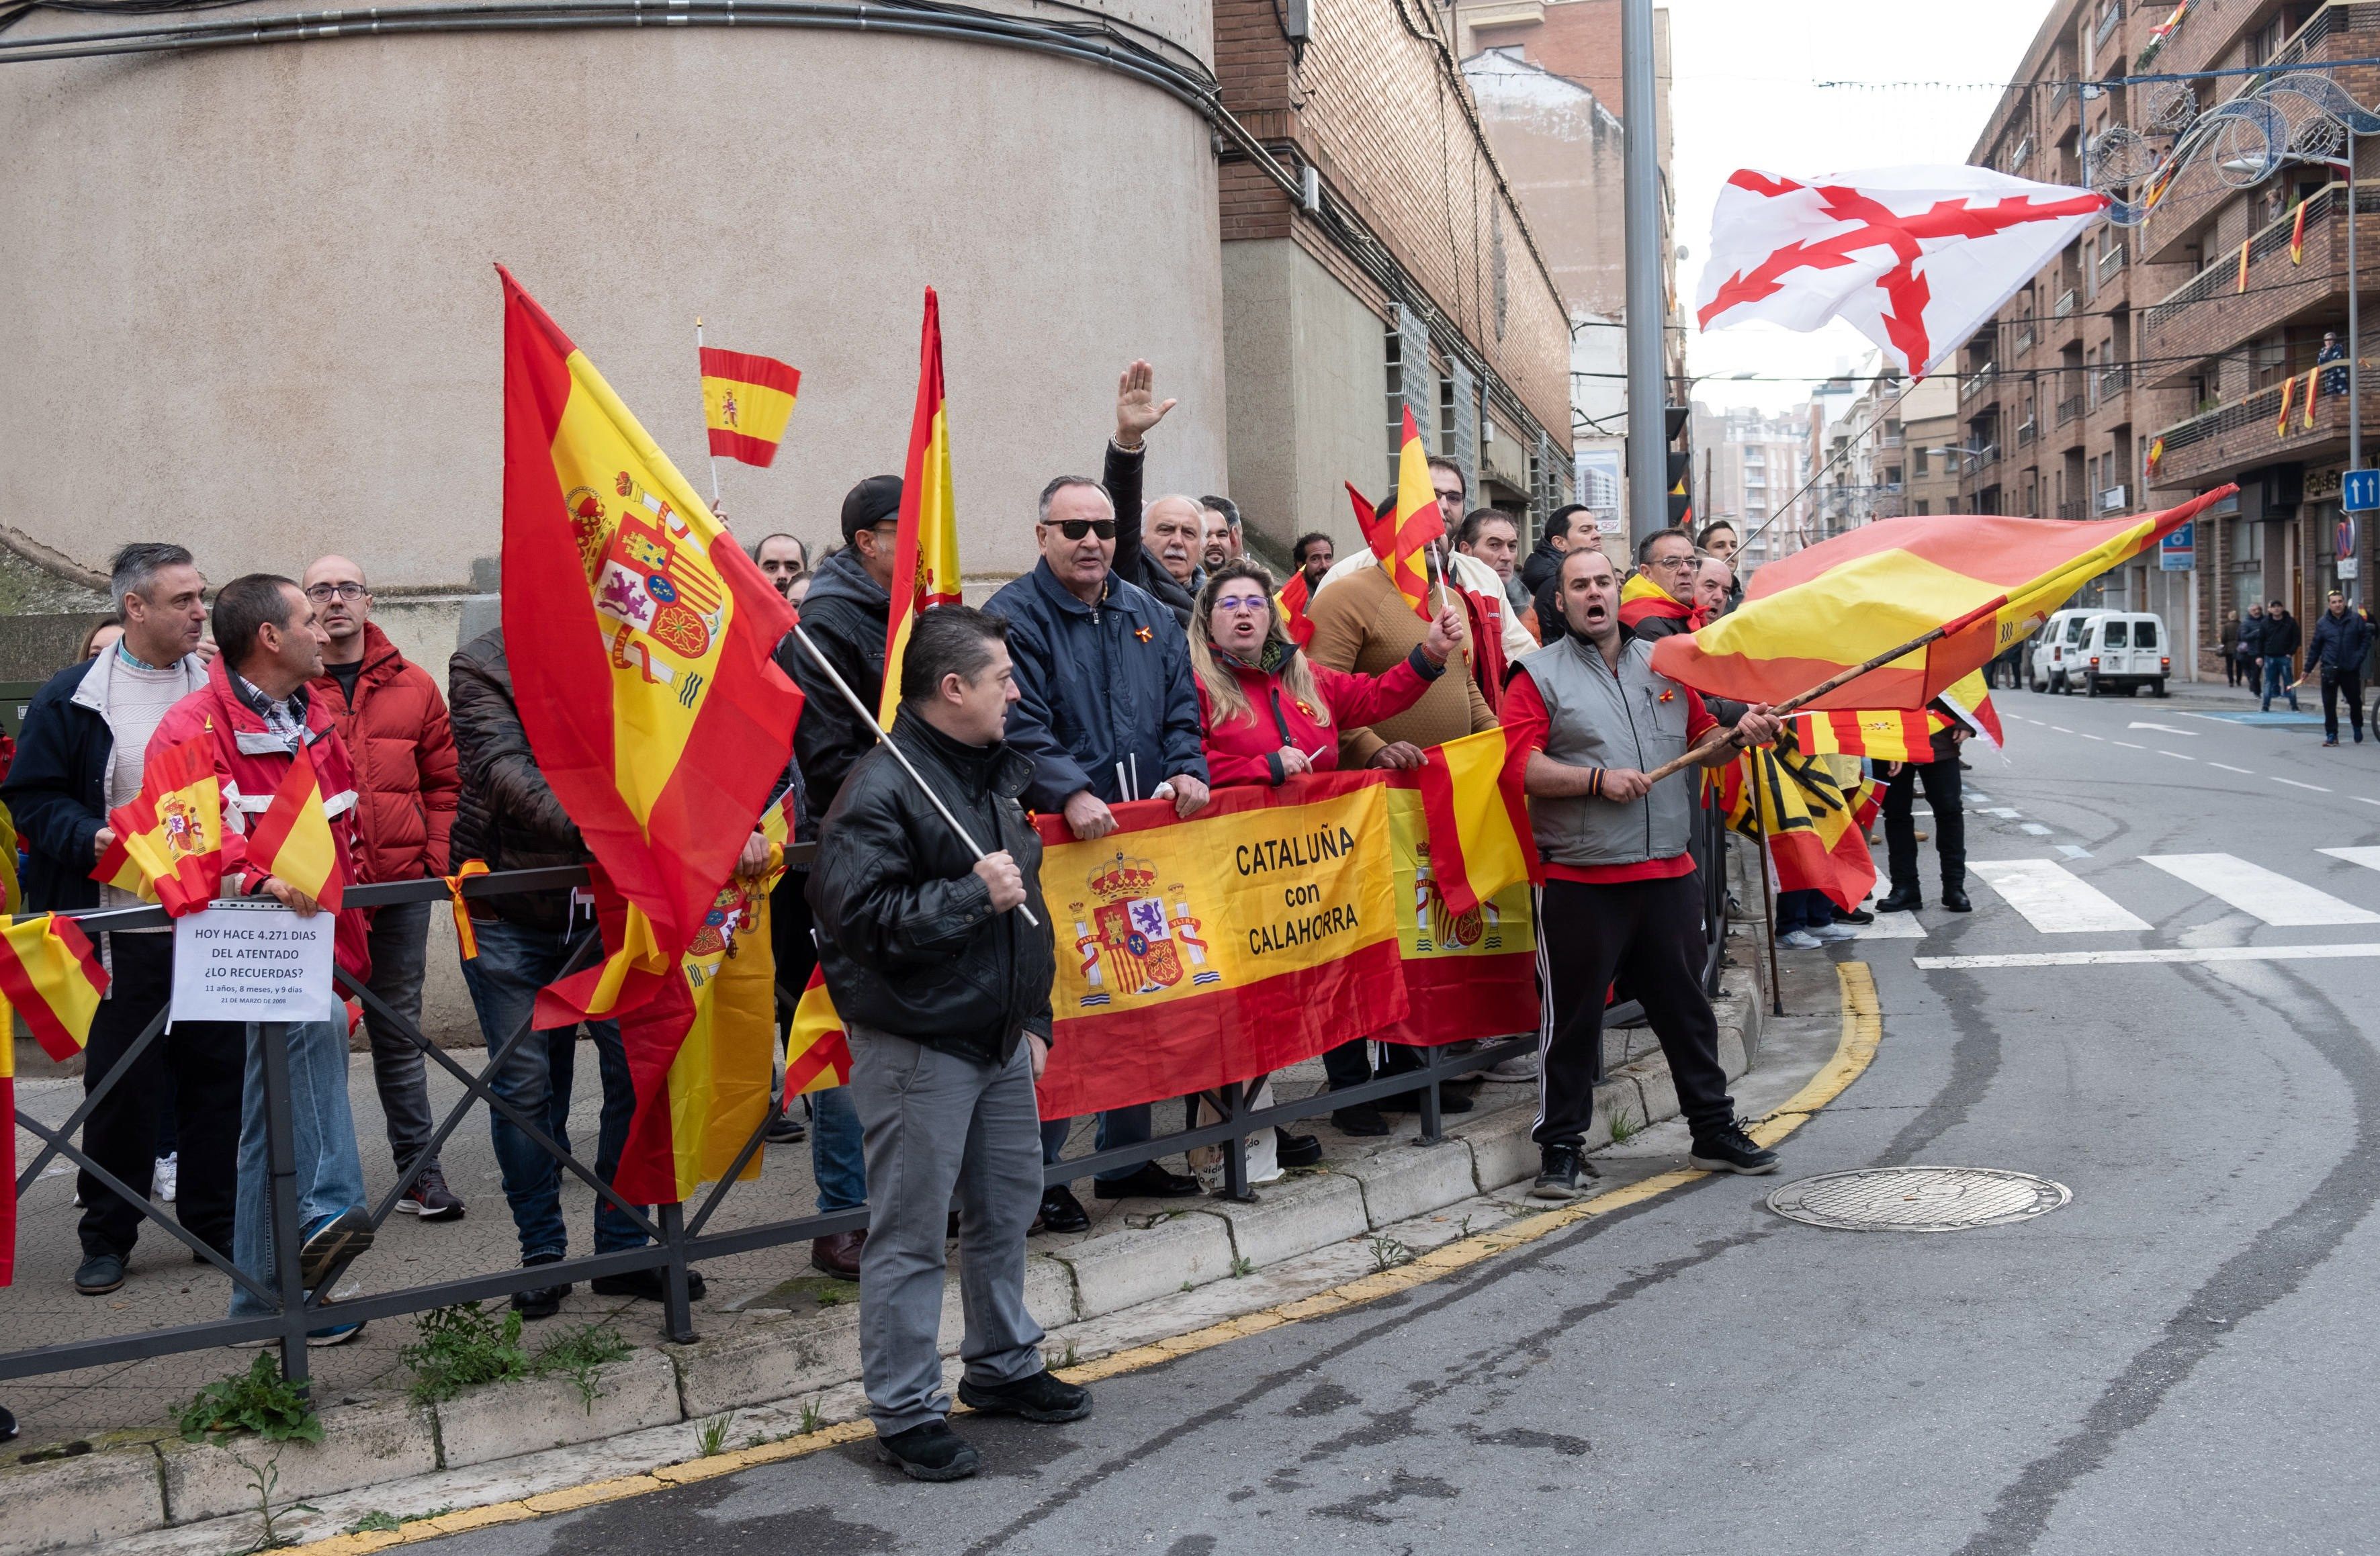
[787, 623, 1041, 928]
[696, 316, 723, 514]
[1751, 772, 1784, 1018]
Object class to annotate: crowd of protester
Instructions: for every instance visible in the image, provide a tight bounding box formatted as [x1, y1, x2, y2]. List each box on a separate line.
[10, 360, 1798, 1479]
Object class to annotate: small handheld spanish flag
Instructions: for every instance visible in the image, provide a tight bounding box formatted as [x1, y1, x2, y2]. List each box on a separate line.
[93, 735, 223, 917]
[246, 748, 345, 912]
[1278, 569, 1317, 648]
[700, 346, 801, 468]
[1385, 404, 1444, 622]
[0, 911, 106, 1287]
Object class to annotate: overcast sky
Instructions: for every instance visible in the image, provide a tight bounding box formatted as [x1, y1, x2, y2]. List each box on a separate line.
[1668, 0, 2056, 411]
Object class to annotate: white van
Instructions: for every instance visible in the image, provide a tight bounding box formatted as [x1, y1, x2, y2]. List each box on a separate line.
[2029, 608, 2104, 694]
[2074, 612, 2170, 697]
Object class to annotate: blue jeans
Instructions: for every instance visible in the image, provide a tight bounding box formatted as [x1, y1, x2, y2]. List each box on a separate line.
[459, 917, 644, 1263]
[807, 1084, 866, 1214]
[1039, 1105, 1155, 1183]
[228, 1019, 367, 1318]
[2262, 655, 2299, 711]
[1777, 888, 1833, 933]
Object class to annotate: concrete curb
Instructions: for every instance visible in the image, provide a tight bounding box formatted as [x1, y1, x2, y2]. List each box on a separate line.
[3, 962, 1763, 1556]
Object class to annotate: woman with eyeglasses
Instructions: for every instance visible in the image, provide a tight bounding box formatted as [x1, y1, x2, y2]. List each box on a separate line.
[1183, 559, 1464, 1179]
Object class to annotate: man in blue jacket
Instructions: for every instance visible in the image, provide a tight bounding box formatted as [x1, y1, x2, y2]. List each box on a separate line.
[987, 475, 1210, 1222]
[2301, 589, 2374, 745]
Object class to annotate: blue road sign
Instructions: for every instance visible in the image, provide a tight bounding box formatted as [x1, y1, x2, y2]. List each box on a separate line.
[2343, 469, 2380, 512]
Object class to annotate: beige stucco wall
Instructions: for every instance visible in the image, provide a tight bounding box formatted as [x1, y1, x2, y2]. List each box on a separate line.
[1219, 238, 1388, 563]
[0, 8, 1227, 602]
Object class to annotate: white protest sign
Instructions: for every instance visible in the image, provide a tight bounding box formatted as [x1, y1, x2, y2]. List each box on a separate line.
[171, 900, 339, 1025]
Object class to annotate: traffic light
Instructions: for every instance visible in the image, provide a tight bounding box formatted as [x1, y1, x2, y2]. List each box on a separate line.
[1664, 406, 1691, 527]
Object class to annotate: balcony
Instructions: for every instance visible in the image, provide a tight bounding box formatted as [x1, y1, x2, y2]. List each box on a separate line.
[2140, 182, 2380, 382]
[1962, 364, 1998, 402]
[2146, 377, 2380, 485]
[2099, 364, 2130, 399]
[2014, 322, 2036, 355]
[2097, 242, 2126, 284]
[2057, 395, 2085, 426]
[2094, 0, 2124, 47]
[2017, 418, 2039, 447]
[2055, 288, 2079, 318]
[1964, 444, 2001, 477]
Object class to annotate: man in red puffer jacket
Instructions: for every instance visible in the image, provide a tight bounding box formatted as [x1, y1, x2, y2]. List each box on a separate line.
[301, 555, 465, 1222]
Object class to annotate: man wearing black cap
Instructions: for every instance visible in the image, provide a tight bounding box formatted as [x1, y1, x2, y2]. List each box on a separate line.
[771, 474, 903, 1277]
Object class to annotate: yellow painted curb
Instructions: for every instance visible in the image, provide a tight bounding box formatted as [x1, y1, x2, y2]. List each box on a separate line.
[293, 963, 1881, 1554]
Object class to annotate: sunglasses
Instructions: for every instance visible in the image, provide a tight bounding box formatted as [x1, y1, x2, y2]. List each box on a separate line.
[1048, 518, 1117, 541]
[1214, 594, 1270, 613]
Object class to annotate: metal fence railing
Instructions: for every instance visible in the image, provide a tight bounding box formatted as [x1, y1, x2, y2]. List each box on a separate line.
[3, 803, 1736, 1395]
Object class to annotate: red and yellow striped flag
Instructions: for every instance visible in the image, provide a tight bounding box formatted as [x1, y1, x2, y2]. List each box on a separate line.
[700, 347, 801, 468]
[2237, 238, 2252, 293]
[784, 967, 854, 1101]
[1277, 569, 1317, 648]
[1788, 709, 1941, 764]
[498, 267, 802, 1206]
[0, 909, 105, 1287]
[245, 748, 344, 912]
[2277, 371, 2297, 437]
[92, 735, 223, 917]
[1415, 729, 1538, 917]
[881, 288, 963, 722]
[2291, 199, 2307, 265]
[1939, 668, 2003, 750]
[655, 878, 779, 1201]
[1384, 404, 1443, 621]
[2304, 365, 2322, 428]
[1649, 486, 2237, 712]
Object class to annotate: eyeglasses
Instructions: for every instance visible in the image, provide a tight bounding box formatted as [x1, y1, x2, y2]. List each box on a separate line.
[1648, 555, 1696, 571]
[1049, 519, 1117, 541]
[1214, 594, 1270, 613]
[304, 582, 367, 602]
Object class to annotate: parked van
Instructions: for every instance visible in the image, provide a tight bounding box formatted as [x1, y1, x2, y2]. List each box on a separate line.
[2074, 612, 2170, 697]
[2029, 609, 2103, 694]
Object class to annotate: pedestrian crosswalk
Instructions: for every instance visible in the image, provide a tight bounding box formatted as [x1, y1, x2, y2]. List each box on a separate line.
[1849, 849, 2380, 942]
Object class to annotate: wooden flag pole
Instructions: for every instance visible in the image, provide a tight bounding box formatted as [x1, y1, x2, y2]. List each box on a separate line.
[1751, 782, 1785, 1017]
[1634, 594, 2007, 787]
[787, 623, 1041, 928]
[696, 317, 723, 514]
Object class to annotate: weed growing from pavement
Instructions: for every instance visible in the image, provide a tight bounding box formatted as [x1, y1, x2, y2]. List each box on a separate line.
[398, 1302, 631, 1412]
[539, 1323, 634, 1414]
[1230, 1255, 1255, 1277]
[1607, 1107, 1640, 1144]
[695, 1412, 736, 1457]
[798, 1397, 825, 1434]
[227, 1447, 314, 1552]
[345, 1512, 402, 1535]
[176, 1354, 322, 1445]
[1366, 1234, 1412, 1273]
[1047, 1340, 1079, 1371]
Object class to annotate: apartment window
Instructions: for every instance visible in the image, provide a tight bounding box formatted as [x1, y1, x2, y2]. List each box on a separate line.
[1914, 500, 1931, 516]
[1913, 445, 1930, 476]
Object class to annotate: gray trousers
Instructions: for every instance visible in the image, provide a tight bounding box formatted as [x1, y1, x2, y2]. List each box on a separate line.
[848, 1024, 1047, 1435]
[361, 899, 440, 1177]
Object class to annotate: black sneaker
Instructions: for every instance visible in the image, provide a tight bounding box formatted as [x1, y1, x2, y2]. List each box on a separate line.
[511, 1253, 570, 1320]
[875, 1419, 981, 1481]
[958, 1368, 1094, 1424]
[1092, 1163, 1202, 1200]
[1529, 1144, 1598, 1201]
[1688, 1123, 1779, 1176]
[1833, 905, 1876, 925]
[298, 1208, 373, 1293]
[397, 1165, 466, 1222]
[73, 1250, 126, 1295]
[764, 1111, 809, 1144]
[1274, 1129, 1324, 1168]
[590, 1267, 707, 1301]
[1330, 1103, 1390, 1136]
[1034, 1185, 1090, 1234]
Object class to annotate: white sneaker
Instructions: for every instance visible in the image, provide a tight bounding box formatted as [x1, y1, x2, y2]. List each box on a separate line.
[1775, 929, 1823, 950]
[1808, 922, 1860, 944]
[1487, 1054, 1542, 1082]
[154, 1153, 178, 1204]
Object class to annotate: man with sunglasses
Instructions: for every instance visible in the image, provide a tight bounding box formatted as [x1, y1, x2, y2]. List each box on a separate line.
[304, 555, 466, 1222]
[988, 471, 1212, 1216]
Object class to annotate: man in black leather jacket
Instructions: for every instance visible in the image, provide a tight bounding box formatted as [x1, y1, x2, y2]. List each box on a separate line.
[806, 604, 1080, 1481]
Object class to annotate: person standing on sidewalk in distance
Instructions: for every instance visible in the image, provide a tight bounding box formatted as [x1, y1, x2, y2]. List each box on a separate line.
[2260, 597, 2302, 713]
[301, 556, 465, 1222]
[987, 471, 1212, 1214]
[2219, 609, 2245, 688]
[2301, 590, 2372, 745]
[772, 474, 904, 1275]
[1100, 361, 1198, 629]
[1188, 559, 1464, 1177]
[5, 545, 218, 1296]
[1304, 511, 1505, 1128]
[1505, 547, 1786, 1199]
[150, 575, 377, 1340]
[2238, 602, 2267, 690]
[449, 627, 680, 1318]
[1876, 707, 1971, 915]
[808, 605, 1084, 1481]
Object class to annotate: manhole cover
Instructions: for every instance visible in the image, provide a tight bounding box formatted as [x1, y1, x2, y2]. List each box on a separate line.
[1766, 1166, 2070, 1233]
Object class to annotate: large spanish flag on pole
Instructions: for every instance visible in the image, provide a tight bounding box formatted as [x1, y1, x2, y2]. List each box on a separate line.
[1650, 487, 2236, 711]
[498, 267, 801, 1206]
[880, 287, 963, 722]
[1383, 405, 1442, 621]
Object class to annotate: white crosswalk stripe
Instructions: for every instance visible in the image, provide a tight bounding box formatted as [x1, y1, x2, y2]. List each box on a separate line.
[2319, 845, 2380, 874]
[1852, 910, 1926, 940]
[2141, 854, 2380, 927]
[1969, 860, 2152, 933]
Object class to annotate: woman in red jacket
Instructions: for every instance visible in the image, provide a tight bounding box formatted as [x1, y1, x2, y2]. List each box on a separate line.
[1184, 559, 1464, 1183]
[1190, 559, 1463, 784]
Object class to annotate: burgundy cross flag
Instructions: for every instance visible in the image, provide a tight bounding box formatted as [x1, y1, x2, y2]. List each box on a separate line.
[1696, 166, 2109, 377]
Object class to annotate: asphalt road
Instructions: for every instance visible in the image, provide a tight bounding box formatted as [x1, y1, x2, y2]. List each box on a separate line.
[413, 682, 2380, 1555]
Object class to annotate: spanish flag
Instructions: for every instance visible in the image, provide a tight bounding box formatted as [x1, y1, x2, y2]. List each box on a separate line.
[1346, 479, 1394, 557]
[1414, 728, 1538, 917]
[1277, 569, 1317, 648]
[1787, 709, 1941, 765]
[2237, 238, 2252, 293]
[1650, 486, 2236, 713]
[1937, 668, 2004, 750]
[245, 747, 344, 912]
[2291, 199, 2307, 265]
[0, 913, 107, 1062]
[783, 967, 854, 1100]
[93, 735, 223, 917]
[880, 288, 963, 722]
[498, 267, 802, 1206]
[1619, 571, 1691, 631]
[700, 347, 801, 468]
[656, 877, 779, 1201]
[2305, 364, 2322, 428]
[1384, 404, 1443, 621]
[1715, 749, 1876, 913]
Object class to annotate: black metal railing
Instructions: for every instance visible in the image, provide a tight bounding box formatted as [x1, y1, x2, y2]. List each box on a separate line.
[3, 805, 1738, 1393]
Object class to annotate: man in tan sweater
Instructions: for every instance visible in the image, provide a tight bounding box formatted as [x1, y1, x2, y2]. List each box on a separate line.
[1301, 550, 1497, 1132]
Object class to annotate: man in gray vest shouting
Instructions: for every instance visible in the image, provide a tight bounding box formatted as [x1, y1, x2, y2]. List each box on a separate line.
[1502, 546, 1786, 1200]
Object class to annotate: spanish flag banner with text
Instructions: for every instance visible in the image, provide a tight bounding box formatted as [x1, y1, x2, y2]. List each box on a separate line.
[1787, 708, 1943, 765]
[245, 747, 344, 912]
[93, 735, 223, 916]
[1715, 749, 1876, 912]
[1650, 486, 2237, 713]
[1034, 772, 1407, 1119]
[783, 967, 854, 1099]
[1372, 783, 1539, 1049]
[498, 267, 801, 1206]
[880, 288, 963, 722]
[700, 347, 801, 467]
[1384, 406, 1443, 620]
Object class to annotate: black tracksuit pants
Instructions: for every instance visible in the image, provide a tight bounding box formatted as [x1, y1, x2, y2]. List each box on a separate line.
[77, 933, 241, 1261]
[2322, 671, 2365, 742]
[1884, 758, 1966, 895]
[1534, 874, 1734, 1150]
